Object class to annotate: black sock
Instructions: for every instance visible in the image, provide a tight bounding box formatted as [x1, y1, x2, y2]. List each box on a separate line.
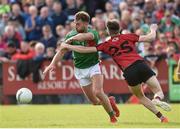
[108, 111, 114, 117]
[156, 111, 164, 119]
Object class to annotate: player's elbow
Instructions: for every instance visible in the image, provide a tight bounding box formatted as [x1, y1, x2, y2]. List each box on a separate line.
[82, 33, 94, 41]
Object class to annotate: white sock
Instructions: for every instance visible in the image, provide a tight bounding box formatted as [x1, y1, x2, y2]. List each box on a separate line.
[154, 91, 164, 100]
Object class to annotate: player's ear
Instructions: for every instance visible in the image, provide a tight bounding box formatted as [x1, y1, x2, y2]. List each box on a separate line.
[106, 28, 110, 35]
[84, 22, 88, 26]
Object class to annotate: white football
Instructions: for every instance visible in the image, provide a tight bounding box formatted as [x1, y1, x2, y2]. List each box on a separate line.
[16, 88, 33, 104]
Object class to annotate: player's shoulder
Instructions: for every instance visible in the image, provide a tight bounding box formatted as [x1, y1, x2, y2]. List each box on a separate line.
[119, 33, 139, 40]
[120, 33, 137, 36]
[87, 28, 98, 34]
[66, 29, 77, 38]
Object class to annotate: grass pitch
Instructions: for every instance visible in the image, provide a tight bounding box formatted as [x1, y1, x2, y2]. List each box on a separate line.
[0, 104, 179, 128]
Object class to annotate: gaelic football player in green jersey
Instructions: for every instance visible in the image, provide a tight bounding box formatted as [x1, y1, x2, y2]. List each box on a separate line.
[43, 11, 119, 123]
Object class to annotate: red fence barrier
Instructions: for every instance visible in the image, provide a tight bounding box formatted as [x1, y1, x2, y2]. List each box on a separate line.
[2, 60, 168, 95]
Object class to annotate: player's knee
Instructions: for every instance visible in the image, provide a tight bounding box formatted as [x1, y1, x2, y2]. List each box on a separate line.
[94, 88, 103, 97]
[88, 98, 100, 105]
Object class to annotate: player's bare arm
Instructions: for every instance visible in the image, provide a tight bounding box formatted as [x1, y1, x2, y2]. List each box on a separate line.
[43, 47, 68, 76]
[61, 43, 97, 53]
[139, 24, 158, 42]
[65, 32, 94, 44]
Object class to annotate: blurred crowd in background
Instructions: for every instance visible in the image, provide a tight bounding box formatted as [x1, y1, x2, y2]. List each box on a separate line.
[0, 0, 179, 104]
[0, 0, 179, 63]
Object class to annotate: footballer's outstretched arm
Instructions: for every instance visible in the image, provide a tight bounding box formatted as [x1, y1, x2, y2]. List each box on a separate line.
[139, 24, 158, 42]
[61, 43, 97, 53]
[65, 32, 94, 44]
[43, 47, 68, 75]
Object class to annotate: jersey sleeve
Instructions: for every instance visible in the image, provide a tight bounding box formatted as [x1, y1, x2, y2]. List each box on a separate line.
[123, 34, 139, 42]
[89, 29, 99, 44]
[96, 41, 108, 52]
[65, 32, 71, 41]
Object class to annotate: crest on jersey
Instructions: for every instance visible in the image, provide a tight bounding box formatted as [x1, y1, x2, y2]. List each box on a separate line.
[112, 37, 119, 42]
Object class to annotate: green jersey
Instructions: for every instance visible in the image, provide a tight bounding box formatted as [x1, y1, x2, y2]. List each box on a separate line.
[65, 28, 99, 69]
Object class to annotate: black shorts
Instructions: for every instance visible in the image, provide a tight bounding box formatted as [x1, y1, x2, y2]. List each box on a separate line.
[123, 60, 156, 86]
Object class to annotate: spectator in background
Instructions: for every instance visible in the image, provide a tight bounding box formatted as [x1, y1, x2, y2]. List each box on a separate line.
[118, 1, 128, 17]
[165, 32, 174, 42]
[45, 47, 55, 60]
[21, 3, 30, 20]
[51, 1, 68, 28]
[130, 18, 141, 33]
[155, 33, 168, 50]
[173, 26, 180, 46]
[174, 0, 180, 17]
[12, 41, 35, 61]
[166, 42, 180, 61]
[64, 0, 77, 17]
[139, 10, 145, 22]
[109, 0, 123, 11]
[142, 42, 154, 57]
[94, 9, 105, 20]
[40, 25, 57, 49]
[107, 11, 119, 20]
[33, 0, 45, 11]
[25, 5, 40, 41]
[94, 18, 106, 32]
[154, 43, 167, 62]
[0, 13, 9, 35]
[11, 3, 25, 27]
[141, 13, 152, 34]
[0, 0, 11, 15]
[8, 18, 26, 40]
[64, 19, 74, 33]
[2, 25, 22, 49]
[76, 0, 87, 12]
[34, 42, 45, 62]
[105, 1, 114, 17]
[37, 6, 54, 36]
[120, 10, 131, 30]
[29, 40, 37, 51]
[143, 0, 155, 15]
[32, 42, 45, 83]
[160, 10, 180, 33]
[0, 35, 7, 53]
[143, 43, 159, 70]
[45, 0, 54, 16]
[0, 42, 17, 62]
[13, 41, 35, 80]
[152, 0, 165, 23]
[126, 0, 138, 13]
[56, 25, 68, 40]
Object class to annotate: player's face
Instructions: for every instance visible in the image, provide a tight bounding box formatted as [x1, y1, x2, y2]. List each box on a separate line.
[74, 20, 87, 33]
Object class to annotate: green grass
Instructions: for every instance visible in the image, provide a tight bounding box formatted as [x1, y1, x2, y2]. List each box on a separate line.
[0, 104, 179, 128]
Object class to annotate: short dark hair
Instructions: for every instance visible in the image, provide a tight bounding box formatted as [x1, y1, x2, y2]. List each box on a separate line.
[106, 19, 120, 34]
[7, 41, 16, 48]
[75, 11, 90, 23]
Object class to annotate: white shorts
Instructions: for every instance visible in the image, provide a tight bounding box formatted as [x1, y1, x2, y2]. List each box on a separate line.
[74, 63, 102, 87]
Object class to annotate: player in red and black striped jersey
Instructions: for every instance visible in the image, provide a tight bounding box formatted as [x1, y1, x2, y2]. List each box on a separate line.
[61, 19, 171, 123]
